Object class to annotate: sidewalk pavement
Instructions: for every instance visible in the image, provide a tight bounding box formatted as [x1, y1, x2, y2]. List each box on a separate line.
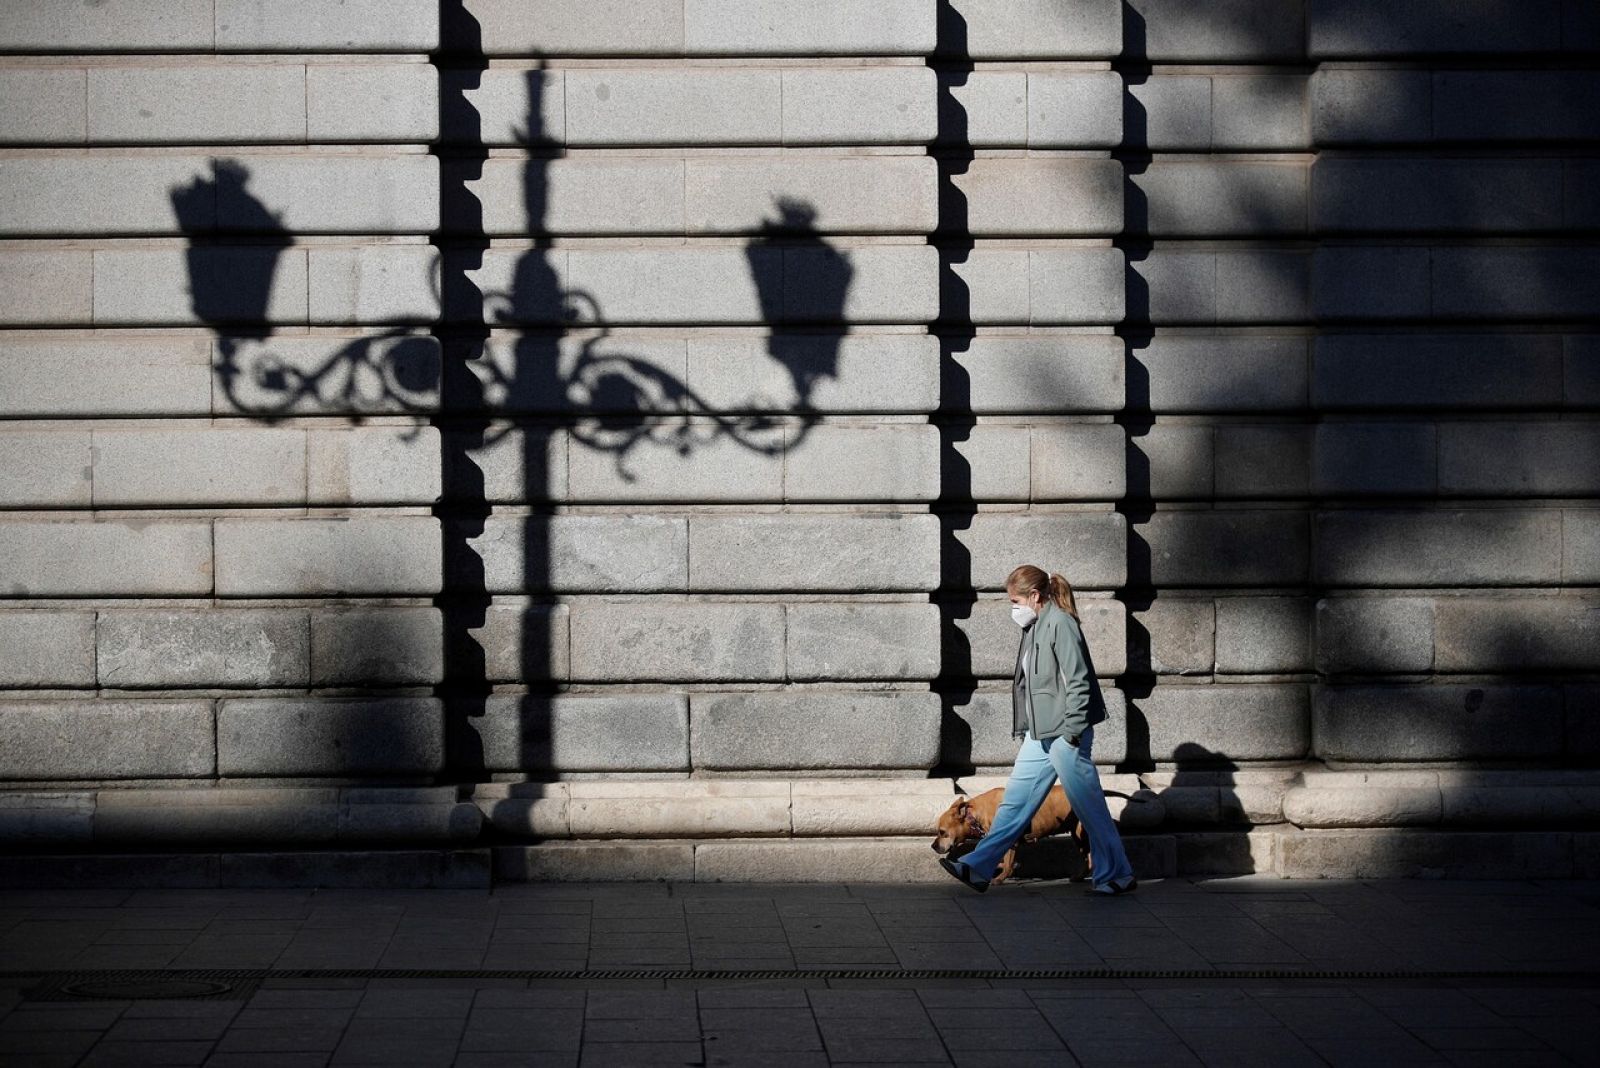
[1, 877, 1595, 1067]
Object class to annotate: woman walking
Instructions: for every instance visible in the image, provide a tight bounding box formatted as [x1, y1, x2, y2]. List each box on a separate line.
[939, 564, 1137, 894]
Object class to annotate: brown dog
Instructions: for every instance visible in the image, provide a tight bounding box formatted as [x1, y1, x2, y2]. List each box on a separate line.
[932, 786, 1090, 884]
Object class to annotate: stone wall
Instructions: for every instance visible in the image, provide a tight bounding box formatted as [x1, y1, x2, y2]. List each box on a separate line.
[0, 0, 1596, 885]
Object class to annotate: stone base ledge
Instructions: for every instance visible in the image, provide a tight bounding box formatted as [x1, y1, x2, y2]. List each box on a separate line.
[473, 776, 1168, 841]
[0, 786, 482, 846]
[1284, 770, 1600, 829]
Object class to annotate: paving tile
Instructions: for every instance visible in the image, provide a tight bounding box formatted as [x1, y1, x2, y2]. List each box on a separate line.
[80, 1039, 213, 1066]
[212, 1025, 348, 1053]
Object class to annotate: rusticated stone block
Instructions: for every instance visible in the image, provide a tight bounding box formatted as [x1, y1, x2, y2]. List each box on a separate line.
[1313, 423, 1438, 497]
[99, 610, 309, 689]
[950, 159, 1121, 236]
[567, 781, 789, 839]
[0, 430, 90, 508]
[445, 426, 566, 504]
[1132, 684, 1310, 762]
[475, 783, 570, 838]
[462, 515, 688, 594]
[308, 246, 440, 325]
[0, 0, 213, 51]
[1031, 424, 1127, 501]
[689, 334, 937, 414]
[466, 694, 690, 773]
[782, 68, 936, 145]
[786, 602, 941, 680]
[1141, 511, 1310, 587]
[1314, 684, 1564, 762]
[569, 424, 783, 504]
[0, 612, 95, 688]
[1438, 423, 1600, 496]
[215, 518, 441, 596]
[566, 69, 781, 146]
[0, 793, 93, 843]
[1313, 246, 1431, 322]
[0, 337, 211, 418]
[1432, 247, 1600, 322]
[1314, 159, 1563, 234]
[1313, 334, 1565, 410]
[441, 68, 564, 146]
[221, 156, 439, 234]
[1027, 71, 1122, 147]
[953, 335, 1124, 415]
[88, 65, 304, 143]
[1310, 69, 1432, 145]
[1314, 597, 1435, 675]
[1130, 161, 1309, 237]
[1308, 0, 1562, 58]
[1277, 830, 1571, 879]
[453, 157, 683, 236]
[496, 842, 694, 882]
[1134, 424, 1213, 500]
[1214, 597, 1312, 674]
[690, 514, 939, 592]
[785, 425, 941, 502]
[1212, 74, 1308, 150]
[93, 248, 307, 327]
[92, 428, 306, 507]
[692, 691, 941, 770]
[1566, 510, 1600, 583]
[1434, 70, 1600, 142]
[1138, 335, 1309, 413]
[696, 837, 945, 883]
[687, 156, 936, 235]
[312, 608, 443, 687]
[1175, 831, 1277, 876]
[1027, 248, 1126, 324]
[955, 513, 1127, 591]
[220, 850, 489, 889]
[0, 520, 213, 597]
[570, 602, 784, 683]
[0, 700, 214, 780]
[938, 71, 1027, 147]
[1314, 509, 1562, 587]
[450, 603, 570, 683]
[93, 787, 339, 845]
[1129, 599, 1214, 676]
[307, 427, 441, 505]
[952, 425, 1031, 501]
[307, 64, 439, 143]
[1128, 0, 1305, 60]
[457, 0, 682, 56]
[218, 698, 444, 777]
[0, 156, 211, 236]
[215, 0, 439, 50]
[945, 0, 1121, 60]
[0, 249, 91, 325]
[1214, 425, 1311, 499]
[216, 334, 441, 417]
[0, 67, 86, 144]
[1127, 75, 1210, 150]
[1434, 598, 1600, 673]
[1283, 771, 1442, 828]
[1436, 771, 1600, 826]
[684, 0, 933, 54]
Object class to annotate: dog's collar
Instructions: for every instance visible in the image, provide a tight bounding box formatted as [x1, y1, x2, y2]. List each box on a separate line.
[963, 810, 985, 839]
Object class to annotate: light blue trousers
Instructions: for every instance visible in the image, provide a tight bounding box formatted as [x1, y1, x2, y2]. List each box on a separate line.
[957, 728, 1135, 889]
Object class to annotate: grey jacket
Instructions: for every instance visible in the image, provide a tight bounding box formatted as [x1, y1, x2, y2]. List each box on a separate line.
[1011, 602, 1107, 743]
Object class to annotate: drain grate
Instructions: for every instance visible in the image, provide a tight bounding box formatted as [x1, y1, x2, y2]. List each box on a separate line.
[25, 973, 262, 1002]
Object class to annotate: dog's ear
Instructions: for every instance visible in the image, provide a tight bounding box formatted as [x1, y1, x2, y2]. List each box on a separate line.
[955, 796, 969, 811]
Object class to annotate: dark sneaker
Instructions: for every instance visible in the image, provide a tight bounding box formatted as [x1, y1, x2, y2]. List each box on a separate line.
[1087, 877, 1137, 896]
[938, 857, 989, 894]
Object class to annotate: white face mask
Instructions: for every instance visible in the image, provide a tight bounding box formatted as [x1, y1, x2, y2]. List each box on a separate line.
[1010, 603, 1038, 629]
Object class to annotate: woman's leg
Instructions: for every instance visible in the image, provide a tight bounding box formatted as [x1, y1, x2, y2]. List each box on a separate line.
[1045, 728, 1135, 889]
[954, 735, 1058, 882]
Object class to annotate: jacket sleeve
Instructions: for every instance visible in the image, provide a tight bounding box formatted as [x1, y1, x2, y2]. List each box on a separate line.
[1053, 616, 1094, 741]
